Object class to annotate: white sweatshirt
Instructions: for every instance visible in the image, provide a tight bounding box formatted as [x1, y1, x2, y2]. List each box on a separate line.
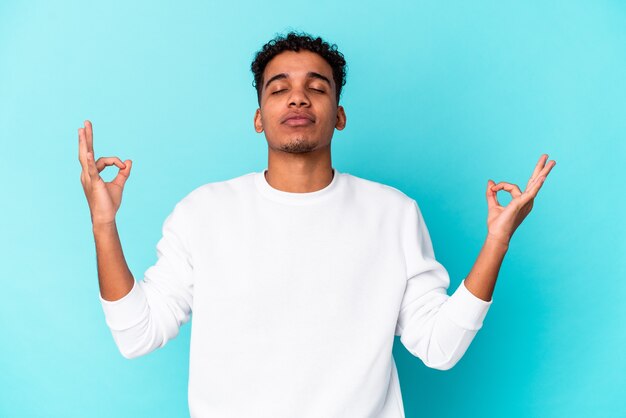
[99, 167, 493, 418]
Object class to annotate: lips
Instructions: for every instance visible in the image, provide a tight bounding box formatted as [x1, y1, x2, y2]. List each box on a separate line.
[281, 112, 315, 126]
[284, 117, 314, 126]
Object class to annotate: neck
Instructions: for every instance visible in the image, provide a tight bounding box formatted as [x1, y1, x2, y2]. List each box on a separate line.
[265, 147, 333, 193]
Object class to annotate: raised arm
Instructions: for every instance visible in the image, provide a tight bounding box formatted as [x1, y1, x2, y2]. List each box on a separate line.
[79, 120, 194, 359]
[78, 119, 134, 300]
[464, 154, 557, 301]
[395, 154, 556, 370]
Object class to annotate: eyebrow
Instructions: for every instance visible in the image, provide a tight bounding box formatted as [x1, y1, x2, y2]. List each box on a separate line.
[264, 72, 332, 89]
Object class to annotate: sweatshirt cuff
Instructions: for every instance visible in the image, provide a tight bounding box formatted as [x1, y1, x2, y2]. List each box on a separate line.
[99, 280, 149, 331]
[440, 279, 493, 331]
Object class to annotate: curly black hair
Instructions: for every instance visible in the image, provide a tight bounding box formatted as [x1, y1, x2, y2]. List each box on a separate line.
[251, 31, 347, 105]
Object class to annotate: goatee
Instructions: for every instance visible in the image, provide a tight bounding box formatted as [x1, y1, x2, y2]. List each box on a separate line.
[280, 137, 316, 153]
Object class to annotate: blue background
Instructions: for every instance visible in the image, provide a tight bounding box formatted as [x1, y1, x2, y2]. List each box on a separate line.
[1, 0, 625, 417]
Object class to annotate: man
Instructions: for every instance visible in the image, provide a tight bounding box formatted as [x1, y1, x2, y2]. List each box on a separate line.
[78, 32, 555, 417]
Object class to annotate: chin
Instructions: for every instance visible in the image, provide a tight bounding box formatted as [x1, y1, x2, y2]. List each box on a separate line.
[278, 137, 318, 153]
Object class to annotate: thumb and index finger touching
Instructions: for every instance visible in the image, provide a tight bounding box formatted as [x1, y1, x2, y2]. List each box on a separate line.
[95, 156, 132, 188]
[78, 120, 132, 186]
[486, 154, 557, 208]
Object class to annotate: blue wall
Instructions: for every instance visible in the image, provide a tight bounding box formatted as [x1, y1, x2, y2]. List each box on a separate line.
[1, 1, 624, 416]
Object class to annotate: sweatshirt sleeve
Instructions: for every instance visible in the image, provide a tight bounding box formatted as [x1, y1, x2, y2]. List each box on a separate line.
[394, 199, 493, 370]
[99, 200, 194, 359]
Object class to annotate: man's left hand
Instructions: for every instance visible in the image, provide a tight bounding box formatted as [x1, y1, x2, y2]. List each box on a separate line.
[485, 154, 557, 246]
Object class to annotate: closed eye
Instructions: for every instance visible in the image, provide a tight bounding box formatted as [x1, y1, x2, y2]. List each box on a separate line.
[271, 88, 325, 95]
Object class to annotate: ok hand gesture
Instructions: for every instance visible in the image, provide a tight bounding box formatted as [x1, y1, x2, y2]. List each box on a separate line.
[78, 120, 132, 226]
[486, 154, 556, 246]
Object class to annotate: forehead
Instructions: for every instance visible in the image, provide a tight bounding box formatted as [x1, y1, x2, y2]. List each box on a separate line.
[263, 50, 334, 86]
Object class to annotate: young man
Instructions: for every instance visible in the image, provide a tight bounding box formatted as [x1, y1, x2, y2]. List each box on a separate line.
[78, 32, 555, 417]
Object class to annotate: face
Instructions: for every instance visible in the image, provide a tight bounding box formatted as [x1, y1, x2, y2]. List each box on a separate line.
[254, 50, 346, 154]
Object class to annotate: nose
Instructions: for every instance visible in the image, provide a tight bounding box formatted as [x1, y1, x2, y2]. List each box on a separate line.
[288, 86, 310, 107]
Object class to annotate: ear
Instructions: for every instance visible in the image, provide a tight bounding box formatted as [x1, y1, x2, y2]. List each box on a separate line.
[253, 108, 263, 133]
[335, 105, 347, 131]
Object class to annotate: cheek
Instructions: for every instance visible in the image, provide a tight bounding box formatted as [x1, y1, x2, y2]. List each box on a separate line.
[260, 104, 278, 124]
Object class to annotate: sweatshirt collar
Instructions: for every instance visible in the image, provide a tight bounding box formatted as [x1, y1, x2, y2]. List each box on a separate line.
[254, 167, 341, 205]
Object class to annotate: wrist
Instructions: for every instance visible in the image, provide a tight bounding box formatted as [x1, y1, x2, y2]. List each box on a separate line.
[485, 233, 510, 252]
[92, 220, 117, 233]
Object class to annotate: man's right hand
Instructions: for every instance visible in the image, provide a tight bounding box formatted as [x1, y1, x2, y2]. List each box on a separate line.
[78, 120, 132, 227]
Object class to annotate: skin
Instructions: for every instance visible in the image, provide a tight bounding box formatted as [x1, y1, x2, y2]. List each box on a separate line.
[253, 50, 346, 193]
[78, 49, 555, 302]
[464, 154, 556, 301]
[78, 121, 134, 300]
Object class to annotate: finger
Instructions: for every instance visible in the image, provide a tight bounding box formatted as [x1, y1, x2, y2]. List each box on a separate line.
[486, 179, 500, 209]
[527, 159, 556, 190]
[84, 120, 94, 154]
[539, 159, 556, 178]
[530, 154, 548, 179]
[526, 160, 556, 198]
[86, 151, 101, 182]
[526, 175, 546, 198]
[78, 128, 89, 171]
[95, 156, 127, 173]
[490, 182, 523, 198]
[526, 154, 548, 189]
[112, 159, 132, 188]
